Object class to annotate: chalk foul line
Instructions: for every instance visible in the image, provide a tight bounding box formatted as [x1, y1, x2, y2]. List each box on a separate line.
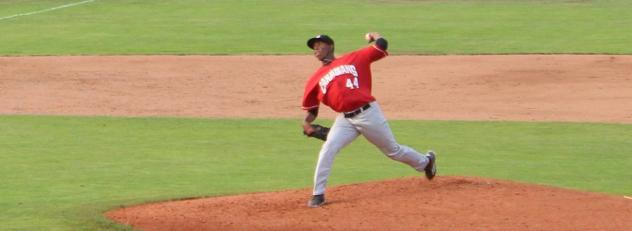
[0, 0, 96, 21]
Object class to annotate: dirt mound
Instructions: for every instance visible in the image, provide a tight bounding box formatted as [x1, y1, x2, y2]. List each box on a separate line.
[106, 176, 632, 230]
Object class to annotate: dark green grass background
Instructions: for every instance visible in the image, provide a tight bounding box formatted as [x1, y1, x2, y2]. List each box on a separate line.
[1, 0, 632, 55]
[2, 0, 632, 230]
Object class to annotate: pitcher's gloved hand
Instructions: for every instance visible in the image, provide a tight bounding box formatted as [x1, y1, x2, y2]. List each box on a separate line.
[303, 124, 330, 141]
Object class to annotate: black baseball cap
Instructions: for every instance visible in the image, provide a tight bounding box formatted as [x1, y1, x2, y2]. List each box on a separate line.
[307, 34, 334, 49]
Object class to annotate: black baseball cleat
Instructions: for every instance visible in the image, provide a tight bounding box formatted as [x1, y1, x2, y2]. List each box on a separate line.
[308, 194, 325, 208]
[424, 151, 437, 180]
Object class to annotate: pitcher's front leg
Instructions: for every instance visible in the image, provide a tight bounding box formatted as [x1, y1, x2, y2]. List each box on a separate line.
[313, 115, 360, 196]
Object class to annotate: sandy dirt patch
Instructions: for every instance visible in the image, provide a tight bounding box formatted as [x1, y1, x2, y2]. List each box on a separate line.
[1, 55, 631, 123]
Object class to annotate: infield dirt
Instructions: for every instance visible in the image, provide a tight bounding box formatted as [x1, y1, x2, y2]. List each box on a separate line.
[2, 55, 632, 230]
[1, 55, 631, 123]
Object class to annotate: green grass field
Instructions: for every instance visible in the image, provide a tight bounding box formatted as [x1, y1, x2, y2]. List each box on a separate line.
[2, 0, 632, 230]
[1, 116, 630, 230]
[1, 0, 632, 55]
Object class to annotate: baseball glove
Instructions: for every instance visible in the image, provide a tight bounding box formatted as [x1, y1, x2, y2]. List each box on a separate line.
[304, 124, 330, 141]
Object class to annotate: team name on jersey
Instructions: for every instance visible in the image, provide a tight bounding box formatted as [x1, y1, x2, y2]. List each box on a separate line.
[319, 65, 358, 94]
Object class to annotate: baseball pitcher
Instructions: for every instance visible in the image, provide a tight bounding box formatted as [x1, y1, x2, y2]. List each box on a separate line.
[302, 32, 437, 208]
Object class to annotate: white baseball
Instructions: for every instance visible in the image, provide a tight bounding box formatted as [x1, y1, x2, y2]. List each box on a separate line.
[365, 33, 374, 42]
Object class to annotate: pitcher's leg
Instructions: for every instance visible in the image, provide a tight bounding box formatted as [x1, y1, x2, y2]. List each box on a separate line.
[354, 102, 429, 171]
[313, 115, 359, 195]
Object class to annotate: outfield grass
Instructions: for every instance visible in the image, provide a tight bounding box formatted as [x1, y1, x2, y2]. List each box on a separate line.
[1, 0, 632, 55]
[0, 116, 630, 230]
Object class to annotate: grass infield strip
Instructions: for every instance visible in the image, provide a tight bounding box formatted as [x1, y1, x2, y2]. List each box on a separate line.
[0, 115, 630, 230]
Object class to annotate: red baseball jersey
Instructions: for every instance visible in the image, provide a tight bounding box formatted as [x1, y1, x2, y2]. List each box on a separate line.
[302, 45, 388, 113]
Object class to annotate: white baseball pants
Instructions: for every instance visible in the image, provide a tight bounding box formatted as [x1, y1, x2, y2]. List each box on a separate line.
[312, 101, 430, 195]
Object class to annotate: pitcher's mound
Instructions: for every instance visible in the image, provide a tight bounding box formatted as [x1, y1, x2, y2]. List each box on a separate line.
[106, 176, 632, 230]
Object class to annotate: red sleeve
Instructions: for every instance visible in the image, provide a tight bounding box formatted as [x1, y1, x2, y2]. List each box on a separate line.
[302, 79, 320, 110]
[357, 45, 388, 63]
